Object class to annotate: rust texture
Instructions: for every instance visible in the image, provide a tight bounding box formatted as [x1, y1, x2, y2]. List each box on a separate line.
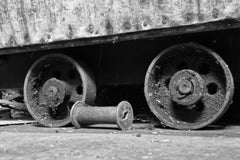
[0, 0, 239, 48]
[144, 43, 234, 130]
[24, 54, 96, 127]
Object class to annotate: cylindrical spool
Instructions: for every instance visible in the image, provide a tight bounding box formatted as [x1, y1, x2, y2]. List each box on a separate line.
[70, 101, 134, 130]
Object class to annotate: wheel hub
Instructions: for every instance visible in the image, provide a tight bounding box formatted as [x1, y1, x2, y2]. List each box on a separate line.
[169, 69, 204, 106]
[24, 54, 96, 127]
[40, 78, 69, 109]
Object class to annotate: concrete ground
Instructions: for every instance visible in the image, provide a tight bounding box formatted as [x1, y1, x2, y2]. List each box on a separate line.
[0, 123, 240, 160]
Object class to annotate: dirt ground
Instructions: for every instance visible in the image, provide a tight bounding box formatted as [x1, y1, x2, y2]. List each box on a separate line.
[0, 123, 240, 160]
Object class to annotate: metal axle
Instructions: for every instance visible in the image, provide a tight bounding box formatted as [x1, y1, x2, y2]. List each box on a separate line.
[70, 101, 134, 130]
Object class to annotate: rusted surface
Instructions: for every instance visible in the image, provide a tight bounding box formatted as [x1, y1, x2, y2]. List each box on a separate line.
[144, 43, 234, 130]
[40, 78, 70, 110]
[0, 0, 239, 49]
[24, 54, 96, 127]
[71, 101, 134, 130]
[169, 70, 204, 106]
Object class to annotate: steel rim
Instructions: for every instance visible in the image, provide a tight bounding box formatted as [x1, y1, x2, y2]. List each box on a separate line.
[24, 53, 96, 127]
[144, 43, 234, 130]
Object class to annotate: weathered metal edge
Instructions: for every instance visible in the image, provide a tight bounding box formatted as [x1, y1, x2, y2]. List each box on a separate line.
[0, 19, 239, 55]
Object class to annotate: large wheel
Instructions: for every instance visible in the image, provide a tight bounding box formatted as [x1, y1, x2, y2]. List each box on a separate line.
[24, 54, 96, 127]
[144, 43, 234, 130]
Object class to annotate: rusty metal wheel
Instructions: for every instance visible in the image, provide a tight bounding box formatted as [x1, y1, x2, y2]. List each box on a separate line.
[144, 43, 234, 130]
[24, 54, 96, 127]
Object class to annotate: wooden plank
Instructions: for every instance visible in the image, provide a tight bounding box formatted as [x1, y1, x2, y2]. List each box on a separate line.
[0, 100, 27, 111]
[0, 0, 239, 51]
[0, 119, 35, 126]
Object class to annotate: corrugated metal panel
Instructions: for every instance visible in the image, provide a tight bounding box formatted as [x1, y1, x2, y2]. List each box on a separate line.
[0, 0, 239, 48]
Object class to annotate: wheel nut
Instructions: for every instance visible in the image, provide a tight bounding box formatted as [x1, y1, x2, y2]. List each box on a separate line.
[70, 101, 134, 130]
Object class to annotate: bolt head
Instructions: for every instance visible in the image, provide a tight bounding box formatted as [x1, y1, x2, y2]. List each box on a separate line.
[177, 79, 193, 95]
[46, 86, 58, 97]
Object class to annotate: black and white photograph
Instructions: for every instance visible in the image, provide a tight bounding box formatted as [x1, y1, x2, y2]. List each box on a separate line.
[0, 0, 240, 159]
